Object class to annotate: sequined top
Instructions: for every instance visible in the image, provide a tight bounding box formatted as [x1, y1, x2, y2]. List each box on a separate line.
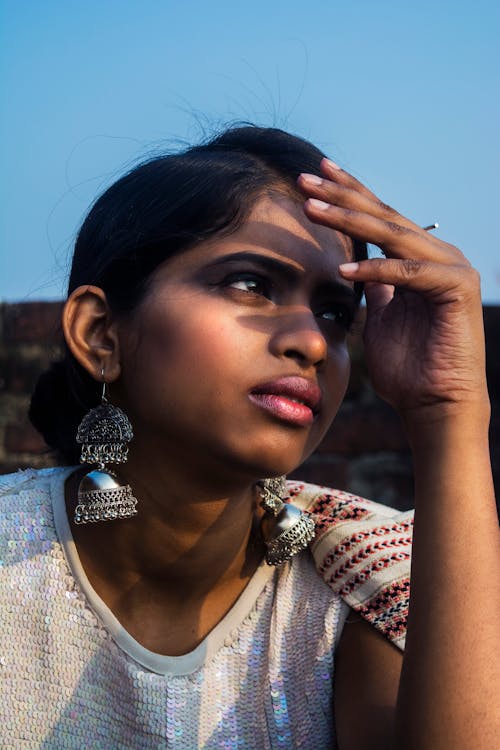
[0, 468, 351, 749]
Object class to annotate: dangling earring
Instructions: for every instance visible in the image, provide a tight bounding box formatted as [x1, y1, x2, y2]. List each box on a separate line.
[74, 370, 138, 524]
[258, 476, 315, 565]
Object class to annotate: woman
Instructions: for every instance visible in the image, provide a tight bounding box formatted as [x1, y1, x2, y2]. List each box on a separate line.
[1, 126, 498, 748]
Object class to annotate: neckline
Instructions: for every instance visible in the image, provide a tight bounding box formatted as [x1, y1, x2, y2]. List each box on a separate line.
[50, 467, 277, 676]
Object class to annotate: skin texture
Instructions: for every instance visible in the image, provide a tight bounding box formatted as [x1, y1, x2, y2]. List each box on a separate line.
[63, 164, 500, 749]
[113, 195, 355, 483]
[63, 196, 356, 655]
[334, 612, 403, 750]
[299, 161, 500, 749]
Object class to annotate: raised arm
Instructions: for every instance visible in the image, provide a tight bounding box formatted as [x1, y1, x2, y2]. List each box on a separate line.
[298, 160, 500, 749]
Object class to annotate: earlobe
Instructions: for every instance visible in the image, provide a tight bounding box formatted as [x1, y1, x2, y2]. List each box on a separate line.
[62, 285, 121, 382]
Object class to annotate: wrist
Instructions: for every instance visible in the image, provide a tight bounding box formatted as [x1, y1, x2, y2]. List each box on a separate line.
[402, 400, 496, 519]
[400, 398, 491, 452]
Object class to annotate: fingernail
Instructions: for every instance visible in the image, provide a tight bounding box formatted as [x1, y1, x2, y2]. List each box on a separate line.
[324, 158, 341, 170]
[307, 198, 330, 211]
[300, 173, 323, 185]
[339, 262, 360, 275]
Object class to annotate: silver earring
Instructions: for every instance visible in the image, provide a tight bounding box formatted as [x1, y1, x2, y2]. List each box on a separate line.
[258, 476, 315, 565]
[74, 371, 138, 524]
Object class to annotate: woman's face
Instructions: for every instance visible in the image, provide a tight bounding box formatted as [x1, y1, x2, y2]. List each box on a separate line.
[116, 194, 356, 482]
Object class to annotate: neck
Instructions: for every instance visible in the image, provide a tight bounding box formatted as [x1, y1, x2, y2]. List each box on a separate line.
[66, 453, 266, 601]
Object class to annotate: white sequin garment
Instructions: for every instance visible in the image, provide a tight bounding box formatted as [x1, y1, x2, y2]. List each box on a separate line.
[0, 468, 349, 749]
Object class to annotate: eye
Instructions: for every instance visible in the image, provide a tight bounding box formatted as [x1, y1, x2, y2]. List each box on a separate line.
[224, 273, 271, 297]
[316, 303, 354, 330]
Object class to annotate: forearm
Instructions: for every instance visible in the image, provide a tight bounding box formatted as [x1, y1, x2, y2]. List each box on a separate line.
[299, 159, 499, 748]
[395, 403, 500, 749]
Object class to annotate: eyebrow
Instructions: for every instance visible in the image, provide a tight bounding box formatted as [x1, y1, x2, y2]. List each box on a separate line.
[206, 251, 357, 302]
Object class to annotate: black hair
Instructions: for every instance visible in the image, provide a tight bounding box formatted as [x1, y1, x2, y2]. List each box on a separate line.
[29, 125, 367, 463]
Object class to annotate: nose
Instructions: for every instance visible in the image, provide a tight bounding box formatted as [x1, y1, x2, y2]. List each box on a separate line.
[269, 309, 328, 369]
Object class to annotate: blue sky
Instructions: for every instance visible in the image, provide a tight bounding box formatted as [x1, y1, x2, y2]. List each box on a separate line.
[1, 0, 499, 302]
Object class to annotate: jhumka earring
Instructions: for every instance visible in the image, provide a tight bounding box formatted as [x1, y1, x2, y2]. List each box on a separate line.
[74, 371, 138, 524]
[258, 476, 315, 565]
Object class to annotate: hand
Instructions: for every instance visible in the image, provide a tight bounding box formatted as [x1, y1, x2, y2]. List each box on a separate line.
[298, 160, 489, 422]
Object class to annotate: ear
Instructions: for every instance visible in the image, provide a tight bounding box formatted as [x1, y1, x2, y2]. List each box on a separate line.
[62, 285, 121, 383]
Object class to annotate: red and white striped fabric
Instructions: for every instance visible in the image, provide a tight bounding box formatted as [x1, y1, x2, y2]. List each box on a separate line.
[290, 481, 413, 651]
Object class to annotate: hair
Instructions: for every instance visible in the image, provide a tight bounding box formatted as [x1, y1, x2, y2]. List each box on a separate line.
[29, 125, 368, 463]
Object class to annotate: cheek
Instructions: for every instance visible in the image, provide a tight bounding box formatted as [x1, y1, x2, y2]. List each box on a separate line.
[125, 307, 244, 393]
[325, 344, 351, 410]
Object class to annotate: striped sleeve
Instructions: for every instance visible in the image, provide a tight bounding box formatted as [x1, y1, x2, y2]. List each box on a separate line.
[300, 485, 413, 651]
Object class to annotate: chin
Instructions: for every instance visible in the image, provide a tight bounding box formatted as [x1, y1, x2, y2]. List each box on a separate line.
[238, 441, 316, 481]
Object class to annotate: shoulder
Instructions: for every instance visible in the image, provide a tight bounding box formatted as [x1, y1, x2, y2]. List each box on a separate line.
[0, 466, 61, 496]
[0, 465, 75, 493]
[0, 466, 69, 514]
[0, 469, 71, 633]
[0, 467, 54, 515]
[288, 479, 413, 652]
[287, 479, 413, 553]
[0, 467, 72, 551]
[287, 478, 406, 520]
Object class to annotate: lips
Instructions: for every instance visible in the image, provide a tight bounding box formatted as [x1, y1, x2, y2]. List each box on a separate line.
[249, 376, 322, 427]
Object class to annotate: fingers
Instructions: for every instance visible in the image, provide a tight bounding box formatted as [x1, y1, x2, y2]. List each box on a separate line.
[297, 159, 466, 266]
[363, 281, 395, 314]
[338, 258, 480, 299]
[320, 158, 384, 205]
[300, 158, 422, 232]
[304, 199, 437, 259]
[298, 173, 423, 239]
[318, 159, 435, 242]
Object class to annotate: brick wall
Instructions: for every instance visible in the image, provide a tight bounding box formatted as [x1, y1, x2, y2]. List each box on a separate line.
[1, 301, 499, 512]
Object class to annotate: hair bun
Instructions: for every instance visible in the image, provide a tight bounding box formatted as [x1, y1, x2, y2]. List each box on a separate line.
[29, 359, 92, 464]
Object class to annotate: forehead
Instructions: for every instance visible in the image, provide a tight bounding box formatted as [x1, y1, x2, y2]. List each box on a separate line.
[150, 193, 354, 288]
[240, 193, 353, 270]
